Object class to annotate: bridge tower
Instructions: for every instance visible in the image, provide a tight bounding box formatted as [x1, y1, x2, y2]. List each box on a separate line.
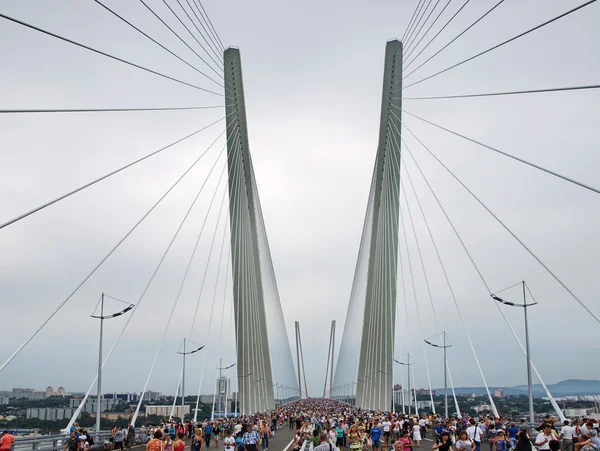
[295, 322, 309, 400]
[224, 47, 275, 414]
[354, 39, 403, 410]
[323, 320, 335, 398]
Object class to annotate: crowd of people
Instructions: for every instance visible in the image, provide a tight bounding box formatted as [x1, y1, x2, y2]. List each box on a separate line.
[59, 401, 600, 451]
[280, 400, 600, 451]
[61, 415, 280, 451]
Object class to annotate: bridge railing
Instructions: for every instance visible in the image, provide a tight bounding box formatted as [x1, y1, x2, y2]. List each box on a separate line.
[12, 431, 115, 451]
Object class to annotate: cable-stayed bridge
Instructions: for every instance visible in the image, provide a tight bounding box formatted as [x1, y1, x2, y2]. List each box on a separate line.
[1, 0, 599, 430]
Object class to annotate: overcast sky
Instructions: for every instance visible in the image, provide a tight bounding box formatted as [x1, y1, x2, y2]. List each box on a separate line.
[1, 0, 599, 400]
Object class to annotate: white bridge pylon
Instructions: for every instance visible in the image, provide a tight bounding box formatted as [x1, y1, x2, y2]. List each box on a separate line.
[334, 40, 403, 411]
[224, 47, 298, 414]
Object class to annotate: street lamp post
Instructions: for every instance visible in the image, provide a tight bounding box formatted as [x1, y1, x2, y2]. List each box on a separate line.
[177, 339, 204, 421]
[425, 332, 452, 418]
[394, 354, 414, 414]
[491, 280, 538, 423]
[90, 293, 134, 438]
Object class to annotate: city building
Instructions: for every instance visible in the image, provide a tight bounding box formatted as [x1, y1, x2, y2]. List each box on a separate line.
[57, 387, 66, 397]
[46, 386, 55, 397]
[100, 412, 129, 421]
[145, 405, 189, 418]
[393, 389, 413, 408]
[0, 396, 9, 405]
[69, 396, 121, 413]
[143, 391, 162, 401]
[474, 404, 492, 413]
[417, 400, 433, 409]
[494, 389, 504, 398]
[199, 394, 214, 404]
[564, 408, 594, 417]
[12, 388, 46, 400]
[417, 388, 436, 396]
[27, 407, 75, 421]
[103, 393, 139, 403]
[216, 377, 230, 415]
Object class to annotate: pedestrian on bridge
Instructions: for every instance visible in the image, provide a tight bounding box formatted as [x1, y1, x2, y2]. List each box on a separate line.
[146, 430, 165, 451]
[204, 423, 212, 448]
[241, 425, 260, 451]
[313, 431, 334, 451]
[190, 429, 203, 451]
[1, 431, 15, 451]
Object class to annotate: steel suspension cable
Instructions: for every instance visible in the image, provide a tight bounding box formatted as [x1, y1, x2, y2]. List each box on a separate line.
[402, 0, 453, 64]
[445, 357, 462, 418]
[249, 170, 285, 405]
[403, 0, 436, 55]
[0, 114, 230, 231]
[384, 129, 401, 409]
[173, 0, 224, 66]
[93, 0, 223, 87]
[390, 116, 500, 415]
[193, 0, 225, 51]
[402, 0, 504, 81]
[404, 0, 444, 56]
[169, 366, 184, 419]
[158, 0, 224, 80]
[131, 144, 230, 426]
[397, 203, 415, 414]
[0, 12, 224, 97]
[401, 176, 439, 327]
[192, 134, 241, 420]
[335, 155, 379, 392]
[250, 161, 296, 395]
[0, 127, 228, 375]
[399, 83, 600, 100]
[404, 0, 597, 89]
[184, 0, 223, 57]
[166, 157, 229, 351]
[389, 132, 437, 414]
[401, 120, 600, 325]
[402, 0, 426, 44]
[400, 138, 566, 421]
[189, 133, 238, 338]
[208, 208, 230, 420]
[401, 0, 471, 73]
[399, 184, 437, 414]
[0, 105, 226, 114]
[66, 134, 226, 430]
[136, 0, 231, 91]
[400, 108, 600, 196]
[367, 129, 390, 408]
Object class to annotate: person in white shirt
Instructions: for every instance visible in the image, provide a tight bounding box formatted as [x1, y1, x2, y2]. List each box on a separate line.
[234, 423, 242, 436]
[419, 418, 427, 439]
[382, 417, 392, 448]
[536, 426, 555, 451]
[467, 420, 482, 451]
[559, 421, 574, 451]
[223, 430, 235, 451]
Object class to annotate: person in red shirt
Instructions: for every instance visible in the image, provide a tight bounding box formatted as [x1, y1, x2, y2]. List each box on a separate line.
[1, 431, 15, 451]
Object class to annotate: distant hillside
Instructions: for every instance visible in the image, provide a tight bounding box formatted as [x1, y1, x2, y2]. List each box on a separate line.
[435, 379, 600, 397]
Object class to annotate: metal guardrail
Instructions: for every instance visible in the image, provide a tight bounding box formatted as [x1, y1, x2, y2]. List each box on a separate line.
[300, 440, 314, 451]
[13, 431, 115, 451]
